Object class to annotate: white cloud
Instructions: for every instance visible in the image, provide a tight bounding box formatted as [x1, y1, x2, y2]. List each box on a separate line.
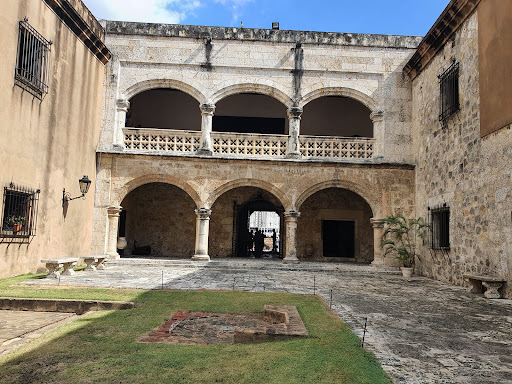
[214, 0, 254, 24]
[82, 0, 201, 24]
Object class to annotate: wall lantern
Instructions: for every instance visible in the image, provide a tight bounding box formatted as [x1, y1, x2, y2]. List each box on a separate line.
[62, 175, 91, 206]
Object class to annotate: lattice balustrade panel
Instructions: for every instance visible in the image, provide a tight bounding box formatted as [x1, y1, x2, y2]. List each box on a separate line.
[299, 136, 374, 159]
[211, 132, 288, 157]
[123, 128, 201, 153]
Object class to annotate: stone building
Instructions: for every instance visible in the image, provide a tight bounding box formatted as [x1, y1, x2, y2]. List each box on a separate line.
[91, 20, 421, 266]
[406, 0, 512, 297]
[2, 0, 511, 298]
[0, 0, 109, 278]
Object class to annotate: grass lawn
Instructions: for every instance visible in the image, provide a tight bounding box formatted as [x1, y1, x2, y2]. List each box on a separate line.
[0, 276, 390, 384]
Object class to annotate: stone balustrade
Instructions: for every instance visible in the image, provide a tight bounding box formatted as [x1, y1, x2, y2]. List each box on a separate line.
[123, 128, 375, 160]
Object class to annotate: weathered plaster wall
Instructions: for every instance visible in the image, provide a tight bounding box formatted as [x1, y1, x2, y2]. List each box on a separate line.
[99, 23, 420, 163]
[120, 182, 196, 257]
[0, 0, 106, 278]
[412, 11, 512, 298]
[297, 188, 374, 262]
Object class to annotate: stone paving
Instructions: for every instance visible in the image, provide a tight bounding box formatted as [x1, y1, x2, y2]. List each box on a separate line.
[18, 258, 512, 384]
[0, 310, 76, 356]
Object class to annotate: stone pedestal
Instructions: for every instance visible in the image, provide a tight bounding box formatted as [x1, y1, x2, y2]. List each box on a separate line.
[286, 107, 303, 159]
[106, 205, 122, 259]
[193, 208, 212, 261]
[198, 103, 215, 155]
[282, 211, 300, 264]
[115, 99, 130, 148]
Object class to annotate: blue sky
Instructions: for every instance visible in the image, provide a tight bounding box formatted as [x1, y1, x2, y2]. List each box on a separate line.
[82, 0, 450, 37]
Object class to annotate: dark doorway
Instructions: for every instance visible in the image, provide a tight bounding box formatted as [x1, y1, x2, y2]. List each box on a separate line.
[233, 196, 283, 258]
[322, 220, 355, 258]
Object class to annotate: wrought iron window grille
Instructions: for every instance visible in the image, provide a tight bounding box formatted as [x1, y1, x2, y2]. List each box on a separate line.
[1, 182, 40, 244]
[15, 18, 52, 99]
[438, 61, 460, 124]
[429, 205, 450, 250]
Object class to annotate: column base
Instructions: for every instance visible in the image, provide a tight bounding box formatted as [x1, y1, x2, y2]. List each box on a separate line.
[282, 257, 300, 264]
[106, 252, 120, 259]
[196, 148, 213, 156]
[285, 152, 302, 159]
[371, 259, 385, 267]
[192, 254, 211, 261]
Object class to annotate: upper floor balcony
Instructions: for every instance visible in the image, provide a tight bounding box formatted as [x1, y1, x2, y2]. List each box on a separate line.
[113, 88, 384, 163]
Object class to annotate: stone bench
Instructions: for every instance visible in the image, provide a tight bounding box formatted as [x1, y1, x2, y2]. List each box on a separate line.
[82, 255, 107, 271]
[464, 274, 506, 299]
[41, 258, 79, 278]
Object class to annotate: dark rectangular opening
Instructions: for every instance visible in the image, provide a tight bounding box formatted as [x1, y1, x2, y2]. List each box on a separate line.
[213, 116, 285, 135]
[322, 220, 355, 258]
[430, 207, 450, 250]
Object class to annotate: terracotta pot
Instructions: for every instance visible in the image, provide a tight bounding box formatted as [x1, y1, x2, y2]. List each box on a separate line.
[400, 267, 413, 278]
[12, 223, 22, 234]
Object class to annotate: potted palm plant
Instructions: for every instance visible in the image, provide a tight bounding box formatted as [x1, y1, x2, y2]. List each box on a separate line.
[380, 214, 428, 277]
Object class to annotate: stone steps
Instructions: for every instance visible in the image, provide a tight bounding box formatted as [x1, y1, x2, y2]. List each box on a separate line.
[107, 257, 400, 274]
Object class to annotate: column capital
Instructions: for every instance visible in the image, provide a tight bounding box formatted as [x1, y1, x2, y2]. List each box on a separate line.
[200, 103, 216, 115]
[370, 110, 384, 123]
[107, 205, 122, 217]
[287, 107, 303, 119]
[195, 208, 212, 219]
[116, 99, 130, 112]
[284, 210, 301, 219]
[370, 217, 385, 228]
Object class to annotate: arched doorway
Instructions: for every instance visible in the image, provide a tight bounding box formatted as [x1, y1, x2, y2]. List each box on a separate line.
[209, 187, 284, 259]
[297, 187, 374, 263]
[119, 182, 196, 258]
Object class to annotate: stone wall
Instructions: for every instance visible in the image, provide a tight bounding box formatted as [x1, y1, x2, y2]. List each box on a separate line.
[120, 183, 196, 257]
[297, 188, 373, 262]
[99, 22, 420, 164]
[92, 153, 415, 259]
[412, 11, 512, 298]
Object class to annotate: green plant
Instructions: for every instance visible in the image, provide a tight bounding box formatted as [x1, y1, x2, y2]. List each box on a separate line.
[380, 214, 428, 268]
[7, 215, 25, 225]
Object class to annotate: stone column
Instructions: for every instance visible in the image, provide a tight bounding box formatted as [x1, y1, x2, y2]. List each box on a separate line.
[370, 218, 384, 266]
[282, 211, 300, 264]
[198, 103, 215, 155]
[286, 107, 303, 159]
[106, 205, 122, 259]
[370, 111, 384, 159]
[192, 208, 212, 261]
[114, 99, 130, 148]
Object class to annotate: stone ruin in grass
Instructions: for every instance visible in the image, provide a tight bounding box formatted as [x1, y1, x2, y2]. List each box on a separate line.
[139, 305, 308, 344]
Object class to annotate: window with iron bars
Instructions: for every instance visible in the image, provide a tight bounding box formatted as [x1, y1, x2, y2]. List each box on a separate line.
[15, 18, 51, 98]
[430, 206, 450, 250]
[1, 183, 40, 240]
[438, 61, 459, 123]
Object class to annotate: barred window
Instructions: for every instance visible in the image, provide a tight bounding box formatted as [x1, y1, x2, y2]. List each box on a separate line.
[15, 18, 51, 98]
[438, 62, 459, 123]
[430, 207, 450, 250]
[1, 183, 40, 240]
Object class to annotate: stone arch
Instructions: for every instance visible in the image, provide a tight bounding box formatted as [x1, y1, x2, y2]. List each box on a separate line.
[113, 174, 202, 208]
[206, 178, 292, 211]
[295, 179, 380, 217]
[123, 79, 207, 104]
[300, 87, 378, 111]
[211, 83, 294, 109]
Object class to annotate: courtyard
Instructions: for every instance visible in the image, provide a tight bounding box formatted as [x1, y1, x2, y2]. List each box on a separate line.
[5, 258, 512, 383]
